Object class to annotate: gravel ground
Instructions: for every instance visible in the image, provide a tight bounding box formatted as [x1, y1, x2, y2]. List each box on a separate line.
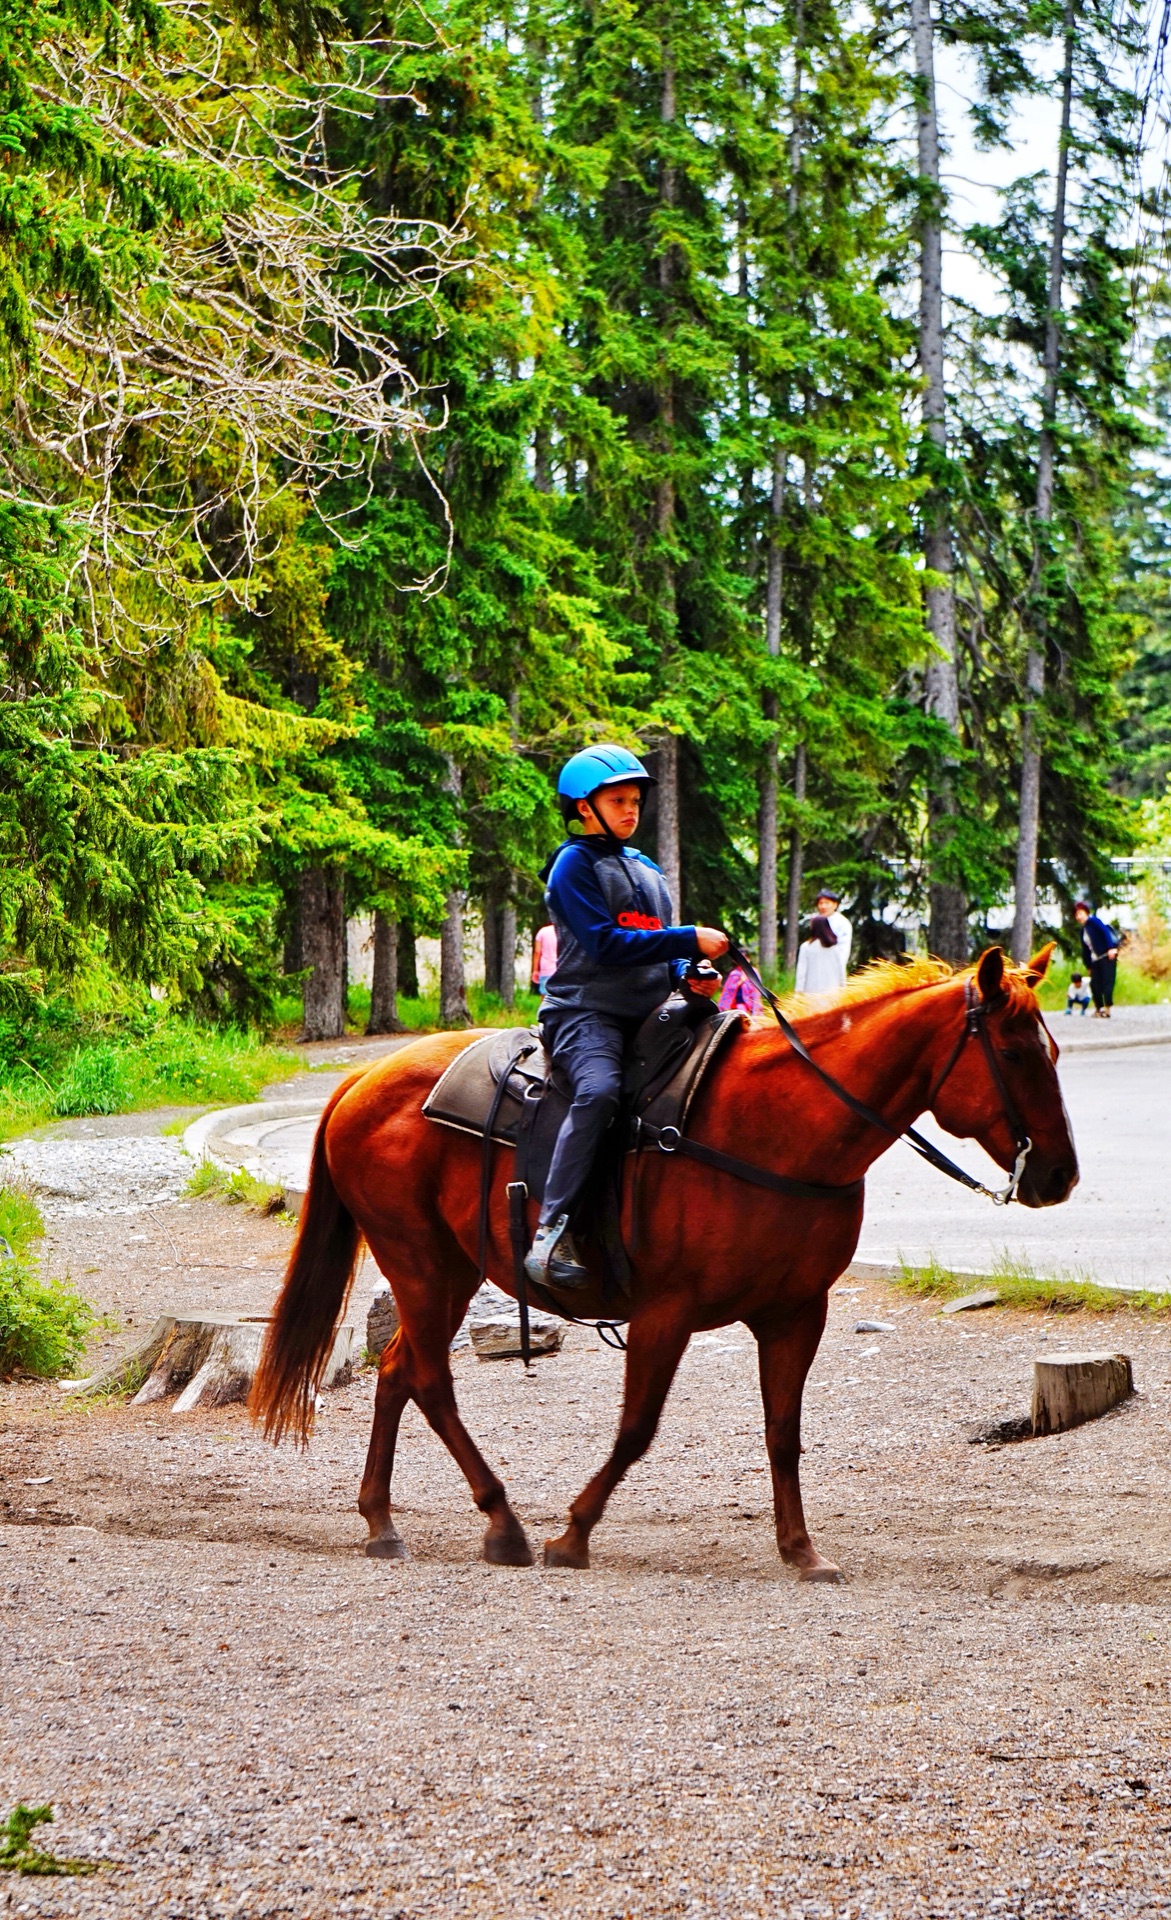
[3, 1112, 1171, 1916]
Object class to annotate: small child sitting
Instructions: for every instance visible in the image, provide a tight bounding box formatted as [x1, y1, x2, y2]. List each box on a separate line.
[1066, 973, 1091, 1016]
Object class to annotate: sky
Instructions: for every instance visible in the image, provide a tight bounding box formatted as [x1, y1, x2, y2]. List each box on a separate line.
[933, 9, 1169, 317]
[935, 39, 1062, 313]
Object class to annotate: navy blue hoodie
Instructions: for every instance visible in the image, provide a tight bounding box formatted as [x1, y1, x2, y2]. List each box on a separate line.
[540, 837, 700, 1019]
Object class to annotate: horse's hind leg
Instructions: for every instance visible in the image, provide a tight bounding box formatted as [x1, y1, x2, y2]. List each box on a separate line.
[544, 1303, 692, 1570]
[751, 1294, 842, 1584]
[409, 1335, 535, 1567]
[358, 1236, 533, 1567]
[359, 1330, 413, 1560]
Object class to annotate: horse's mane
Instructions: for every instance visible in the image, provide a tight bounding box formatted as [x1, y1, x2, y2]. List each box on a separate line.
[779, 951, 1041, 1025]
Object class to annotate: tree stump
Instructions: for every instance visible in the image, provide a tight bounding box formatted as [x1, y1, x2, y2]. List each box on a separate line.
[1031, 1351, 1133, 1436]
[61, 1312, 358, 1409]
[470, 1313, 563, 1360]
[366, 1284, 400, 1362]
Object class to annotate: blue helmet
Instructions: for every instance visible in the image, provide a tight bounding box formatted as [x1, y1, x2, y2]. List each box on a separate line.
[557, 743, 655, 804]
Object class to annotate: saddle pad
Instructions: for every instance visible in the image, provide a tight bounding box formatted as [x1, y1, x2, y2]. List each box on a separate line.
[422, 1028, 543, 1146]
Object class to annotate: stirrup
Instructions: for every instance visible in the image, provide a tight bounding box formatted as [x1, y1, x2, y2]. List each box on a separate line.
[525, 1214, 590, 1291]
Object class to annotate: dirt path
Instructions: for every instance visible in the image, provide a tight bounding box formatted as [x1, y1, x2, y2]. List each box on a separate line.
[3, 1131, 1171, 1916]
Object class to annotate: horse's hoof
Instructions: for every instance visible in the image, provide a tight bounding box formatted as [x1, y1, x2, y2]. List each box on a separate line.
[365, 1533, 410, 1561]
[797, 1561, 844, 1584]
[543, 1536, 589, 1570]
[483, 1527, 534, 1568]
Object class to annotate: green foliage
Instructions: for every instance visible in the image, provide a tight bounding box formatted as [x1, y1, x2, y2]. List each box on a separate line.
[0, 1001, 299, 1139]
[0, 0, 1159, 1041]
[0, 1804, 97, 1877]
[0, 1191, 94, 1378]
[51, 1048, 132, 1118]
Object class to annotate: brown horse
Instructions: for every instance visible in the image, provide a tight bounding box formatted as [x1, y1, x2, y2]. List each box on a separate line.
[251, 944, 1076, 1581]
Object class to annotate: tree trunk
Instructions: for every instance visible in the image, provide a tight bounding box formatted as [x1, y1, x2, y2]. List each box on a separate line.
[782, 741, 807, 973]
[398, 921, 419, 999]
[299, 866, 346, 1041]
[283, 888, 302, 977]
[439, 891, 470, 1027]
[534, 427, 553, 495]
[367, 910, 405, 1034]
[759, 458, 786, 974]
[500, 900, 517, 1009]
[657, 732, 681, 913]
[655, 42, 681, 919]
[439, 755, 471, 1027]
[911, 0, 967, 965]
[482, 893, 502, 997]
[1012, 8, 1073, 964]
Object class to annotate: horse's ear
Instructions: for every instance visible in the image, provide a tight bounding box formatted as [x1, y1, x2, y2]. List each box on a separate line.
[975, 946, 1006, 1004]
[1025, 941, 1057, 985]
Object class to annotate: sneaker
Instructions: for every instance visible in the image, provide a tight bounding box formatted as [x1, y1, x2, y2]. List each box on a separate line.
[525, 1214, 590, 1291]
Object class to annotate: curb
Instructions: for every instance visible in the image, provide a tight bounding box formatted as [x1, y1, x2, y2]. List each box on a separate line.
[1058, 1029, 1171, 1054]
[183, 1100, 325, 1215]
[182, 1100, 327, 1167]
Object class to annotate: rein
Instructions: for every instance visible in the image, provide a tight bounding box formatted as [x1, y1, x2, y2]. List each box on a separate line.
[721, 944, 1033, 1208]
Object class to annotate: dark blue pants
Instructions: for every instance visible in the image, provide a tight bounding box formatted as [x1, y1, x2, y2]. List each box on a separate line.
[539, 1009, 639, 1226]
[1089, 956, 1116, 1011]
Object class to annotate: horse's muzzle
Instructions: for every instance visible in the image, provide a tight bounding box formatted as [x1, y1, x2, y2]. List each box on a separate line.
[1018, 1160, 1079, 1208]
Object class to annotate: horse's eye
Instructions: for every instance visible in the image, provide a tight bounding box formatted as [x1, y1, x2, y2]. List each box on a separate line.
[1000, 1048, 1022, 1064]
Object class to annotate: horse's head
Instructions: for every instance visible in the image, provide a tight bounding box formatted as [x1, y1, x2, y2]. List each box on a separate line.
[930, 944, 1078, 1209]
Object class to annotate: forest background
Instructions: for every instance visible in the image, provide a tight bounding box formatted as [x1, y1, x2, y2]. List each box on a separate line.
[6, 0, 1171, 1114]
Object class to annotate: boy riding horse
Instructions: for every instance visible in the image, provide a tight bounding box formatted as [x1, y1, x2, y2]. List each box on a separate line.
[525, 744, 729, 1292]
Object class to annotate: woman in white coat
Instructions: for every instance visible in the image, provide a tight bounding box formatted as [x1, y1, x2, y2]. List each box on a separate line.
[795, 887, 852, 995]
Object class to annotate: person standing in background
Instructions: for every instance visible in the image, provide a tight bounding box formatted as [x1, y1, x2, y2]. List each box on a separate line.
[1074, 901, 1119, 1018]
[795, 888, 852, 996]
[531, 922, 558, 995]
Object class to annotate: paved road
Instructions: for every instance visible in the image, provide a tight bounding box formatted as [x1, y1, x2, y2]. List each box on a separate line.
[858, 1043, 1170, 1289]
[190, 1032, 1171, 1292]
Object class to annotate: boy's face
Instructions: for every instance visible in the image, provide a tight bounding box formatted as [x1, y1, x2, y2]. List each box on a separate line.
[1075, 906, 1089, 924]
[816, 894, 838, 916]
[579, 782, 642, 840]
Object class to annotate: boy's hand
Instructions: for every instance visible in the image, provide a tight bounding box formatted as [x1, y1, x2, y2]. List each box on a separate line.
[685, 960, 722, 998]
[695, 927, 729, 960]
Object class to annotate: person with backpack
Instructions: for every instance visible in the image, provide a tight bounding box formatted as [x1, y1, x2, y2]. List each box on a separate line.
[526, 745, 728, 1291]
[1074, 901, 1120, 1018]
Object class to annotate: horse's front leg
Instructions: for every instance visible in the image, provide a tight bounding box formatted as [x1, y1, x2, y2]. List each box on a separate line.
[545, 1302, 692, 1570]
[750, 1293, 842, 1584]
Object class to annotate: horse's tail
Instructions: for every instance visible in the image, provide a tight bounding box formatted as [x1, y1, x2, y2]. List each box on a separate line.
[249, 1081, 363, 1448]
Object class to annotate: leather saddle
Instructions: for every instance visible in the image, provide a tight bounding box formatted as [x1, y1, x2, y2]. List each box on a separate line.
[422, 992, 744, 1212]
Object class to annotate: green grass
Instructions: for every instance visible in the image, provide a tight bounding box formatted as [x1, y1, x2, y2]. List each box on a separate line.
[379, 983, 543, 1033]
[0, 1187, 95, 1378]
[0, 1017, 299, 1142]
[185, 1161, 289, 1215]
[893, 1253, 1171, 1316]
[271, 981, 544, 1041]
[0, 1805, 98, 1877]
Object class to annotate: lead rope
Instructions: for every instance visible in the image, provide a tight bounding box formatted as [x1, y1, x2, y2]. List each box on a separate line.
[724, 944, 1031, 1207]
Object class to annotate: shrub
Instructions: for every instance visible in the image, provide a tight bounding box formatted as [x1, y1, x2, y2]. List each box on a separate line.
[51, 1046, 131, 1117]
[0, 1187, 94, 1378]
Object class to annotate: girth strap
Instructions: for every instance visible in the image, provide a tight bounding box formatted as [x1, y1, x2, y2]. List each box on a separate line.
[506, 1180, 532, 1371]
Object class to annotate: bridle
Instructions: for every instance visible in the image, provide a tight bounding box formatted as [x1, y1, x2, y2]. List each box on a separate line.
[724, 945, 1038, 1207]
